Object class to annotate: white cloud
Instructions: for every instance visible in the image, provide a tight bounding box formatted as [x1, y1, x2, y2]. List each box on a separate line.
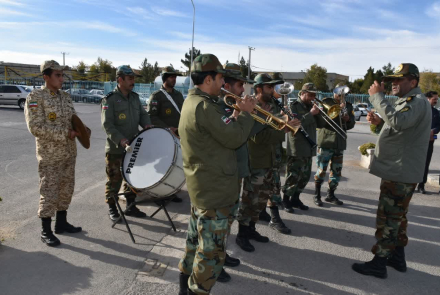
[426, 1, 440, 18]
[0, 0, 25, 6]
[0, 7, 31, 16]
[126, 7, 155, 20]
[151, 7, 189, 18]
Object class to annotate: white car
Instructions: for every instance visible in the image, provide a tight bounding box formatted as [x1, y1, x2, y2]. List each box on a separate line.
[356, 103, 371, 116]
[353, 106, 362, 121]
[0, 84, 30, 109]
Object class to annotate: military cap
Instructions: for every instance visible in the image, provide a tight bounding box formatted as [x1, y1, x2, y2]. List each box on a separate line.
[253, 73, 284, 86]
[116, 65, 141, 77]
[192, 54, 226, 74]
[40, 60, 68, 73]
[271, 72, 285, 84]
[223, 63, 255, 83]
[298, 83, 318, 96]
[383, 63, 419, 81]
[162, 66, 182, 76]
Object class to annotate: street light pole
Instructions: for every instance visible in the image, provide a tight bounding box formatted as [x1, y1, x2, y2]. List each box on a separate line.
[248, 46, 255, 79]
[189, 0, 195, 89]
[61, 52, 69, 66]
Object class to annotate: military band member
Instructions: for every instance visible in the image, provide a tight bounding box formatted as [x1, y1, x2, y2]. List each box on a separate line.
[352, 63, 431, 278]
[24, 60, 83, 247]
[147, 66, 185, 202]
[177, 54, 256, 295]
[101, 65, 152, 222]
[283, 83, 325, 212]
[313, 82, 355, 206]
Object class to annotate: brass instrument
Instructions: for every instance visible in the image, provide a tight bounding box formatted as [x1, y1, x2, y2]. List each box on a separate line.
[333, 85, 350, 130]
[221, 88, 298, 134]
[313, 97, 347, 140]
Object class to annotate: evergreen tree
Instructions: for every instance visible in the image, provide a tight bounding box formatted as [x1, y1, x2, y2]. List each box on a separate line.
[181, 47, 201, 70]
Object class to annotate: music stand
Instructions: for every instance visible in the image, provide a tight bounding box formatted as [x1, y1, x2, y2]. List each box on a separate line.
[111, 192, 177, 244]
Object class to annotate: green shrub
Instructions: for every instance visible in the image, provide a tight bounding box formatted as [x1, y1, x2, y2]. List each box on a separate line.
[359, 143, 376, 156]
[370, 124, 377, 134]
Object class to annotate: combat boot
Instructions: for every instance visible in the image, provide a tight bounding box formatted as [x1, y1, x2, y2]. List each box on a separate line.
[417, 184, 426, 194]
[54, 210, 82, 234]
[325, 188, 343, 205]
[259, 207, 271, 222]
[217, 268, 231, 283]
[290, 192, 309, 210]
[224, 253, 240, 267]
[282, 195, 294, 213]
[387, 246, 407, 272]
[236, 223, 255, 252]
[41, 217, 61, 247]
[268, 206, 291, 234]
[313, 183, 323, 207]
[108, 203, 121, 222]
[178, 272, 190, 295]
[125, 198, 147, 218]
[352, 255, 387, 279]
[248, 221, 269, 243]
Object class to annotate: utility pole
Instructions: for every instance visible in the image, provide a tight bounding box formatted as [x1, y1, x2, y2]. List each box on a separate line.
[61, 52, 69, 66]
[189, 0, 195, 89]
[248, 46, 255, 79]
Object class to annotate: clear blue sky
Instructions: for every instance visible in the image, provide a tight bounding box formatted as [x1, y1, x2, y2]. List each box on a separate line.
[1, 0, 440, 79]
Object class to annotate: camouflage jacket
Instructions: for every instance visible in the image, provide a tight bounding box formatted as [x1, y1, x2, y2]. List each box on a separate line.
[147, 86, 184, 128]
[369, 87, 431, 183]
[24, 87, 77, 161]
[317, 98, 355, 151]
[101, 86, 151, 154]
[179, 88, 254, 210]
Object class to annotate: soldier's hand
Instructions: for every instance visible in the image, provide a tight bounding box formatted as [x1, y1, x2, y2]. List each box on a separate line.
[238, 95, 256, 113]
[310, 104, 320, 116]
[366, 111, 382, 125]
[232, 109, 240, 119]
[342, 114, 350, 122]
[368, 81, 385, 96]
[120, 138, 130, 147]
[68, 129, 79, 140]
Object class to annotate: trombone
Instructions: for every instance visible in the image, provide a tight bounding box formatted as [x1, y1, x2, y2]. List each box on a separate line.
[313, 97, 347, 140]
[221, 88, 298, 134]
[333, 85, 350, 130]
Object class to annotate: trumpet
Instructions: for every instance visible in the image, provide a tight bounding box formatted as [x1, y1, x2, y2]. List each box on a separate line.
[313, 97, 347, 140]
[221, 88, 298, 134]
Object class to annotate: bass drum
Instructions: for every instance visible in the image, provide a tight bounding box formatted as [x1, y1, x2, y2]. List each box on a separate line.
[121, 127, 185, 201]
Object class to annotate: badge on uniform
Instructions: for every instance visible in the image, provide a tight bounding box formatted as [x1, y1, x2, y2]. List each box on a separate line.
[48, 112, 57, 121]
[151, 100, 158, 105]
[400, 107, 410, 113]
[352, 110, 355, 115]
[221, 115, 231, 125]
[117, 99, 122, 103]
[50, 91, 56, 96]
[225, 108, 232, 113]
[102, 104, 109, 110]
[406, 96, 413, 102]
[29, 101, 38, 108]
[119, 113, 126, 120]
[166, 108, 172, 115]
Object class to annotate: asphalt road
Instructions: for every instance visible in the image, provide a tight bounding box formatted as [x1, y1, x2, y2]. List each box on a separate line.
[1, 104, 439, 295]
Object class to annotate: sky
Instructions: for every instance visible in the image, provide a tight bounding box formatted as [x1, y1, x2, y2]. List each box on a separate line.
[1, 0, 440, 80]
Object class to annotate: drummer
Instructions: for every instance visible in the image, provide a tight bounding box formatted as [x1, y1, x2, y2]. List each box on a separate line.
[101, 65, 152, 222]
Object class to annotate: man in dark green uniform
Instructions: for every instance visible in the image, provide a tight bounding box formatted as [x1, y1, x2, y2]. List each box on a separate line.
[177, 54, 256, 295]
[314, 83, 355, 206]
[283, 83, 325, 212]
[147, 66, 185, 202]
[101, 65, 152, 222]
[352, 63, 431, 279]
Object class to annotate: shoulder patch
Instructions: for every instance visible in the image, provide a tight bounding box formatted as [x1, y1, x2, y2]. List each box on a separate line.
[406, 96, 414, 102]
[104, 92, 115, 100]
[221, 115, 232, 125]
[400, 106, 411, 113]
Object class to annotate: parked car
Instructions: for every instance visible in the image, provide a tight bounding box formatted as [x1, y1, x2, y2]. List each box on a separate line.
[65, 89, 90, 102]
[356, 103, 371, 116]
[353, 106, 362, 121]
[83, 89, 105, 103]
[0, 84, 30, 109]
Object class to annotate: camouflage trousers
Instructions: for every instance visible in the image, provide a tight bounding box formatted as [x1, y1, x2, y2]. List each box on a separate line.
[314, 148, 344, 190]
[237, 168, 277, 226]
[105, 154, 134, 204]
[372, 180, 416, 257]
[37, 157, 76, 218]
[178, 202, 238, 294]
[283, 156, 313, 197]
[270, 144, 283, 204]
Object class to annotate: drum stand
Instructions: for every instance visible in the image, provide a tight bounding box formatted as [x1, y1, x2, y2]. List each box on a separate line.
[111, 192, 177, 244]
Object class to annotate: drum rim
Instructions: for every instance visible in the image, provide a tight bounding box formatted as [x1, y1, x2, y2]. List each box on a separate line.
[120, 126, 182, 191]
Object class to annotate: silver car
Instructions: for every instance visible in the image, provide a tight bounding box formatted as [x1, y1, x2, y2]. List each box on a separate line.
[0, 84, 30, 110]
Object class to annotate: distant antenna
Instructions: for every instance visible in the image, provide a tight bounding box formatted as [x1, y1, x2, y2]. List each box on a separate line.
[61, 52, 70, 66]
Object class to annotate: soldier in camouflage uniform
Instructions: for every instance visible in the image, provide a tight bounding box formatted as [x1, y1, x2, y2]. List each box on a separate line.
[147, 66, 185, 202]
[283, 83, 326, 213]
[313, 82, 356, 206]
[101, 65, 152, 222]
[24, 60, 83, 247]
[352, 63, 431, 279]
[177, 54, 256, 295]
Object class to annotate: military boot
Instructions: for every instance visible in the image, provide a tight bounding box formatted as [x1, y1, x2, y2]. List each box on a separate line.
[108, 203, 121, 222]
[125, 197, 147, 218]
[41, 217, 61, 247]
[236, 223, 255, 252]
[178, 272, 190, 295]
[387, 246, 407, 272]
[217, 268, 232, 283]
[325, 188, 343, 205]
[282, 195, 294, 213]
[417, 183, 426, 194]
[248, 221, 269, 243]
[224, 253, 240, 267]
[259, 207, 271, 222]
[268, 206, 291, 234]
[290, 192, 309, 210]
[313, 183, 323, 207]
[352, 255, 388, 279]
[54, 210, 82, 234]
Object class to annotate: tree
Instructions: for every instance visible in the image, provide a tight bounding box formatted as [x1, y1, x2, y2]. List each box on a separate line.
[136, 58, 161, 84]
[302, 64, 329, 92]
[181, 47, 201, 70]
[347, 78, 364, 95]
[419, 71, 440, 93]
[73, 61, 87, 74]
[332, 78, 348, 89]
[239, 57, 250, 79]
[360, 67, 375, 94]
[381, 62, 394, 94]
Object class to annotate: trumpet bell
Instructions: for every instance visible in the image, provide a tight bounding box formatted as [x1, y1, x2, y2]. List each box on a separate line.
[327, 105, 341, 119]
[333, 85, 350, 96]
[275, 82, 294, 96]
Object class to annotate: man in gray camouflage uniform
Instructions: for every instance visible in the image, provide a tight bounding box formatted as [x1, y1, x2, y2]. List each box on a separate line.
[25, 60, 83, 247]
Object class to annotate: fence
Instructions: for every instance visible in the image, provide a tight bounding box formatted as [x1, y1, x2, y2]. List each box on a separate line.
[286, 90, 398, 105]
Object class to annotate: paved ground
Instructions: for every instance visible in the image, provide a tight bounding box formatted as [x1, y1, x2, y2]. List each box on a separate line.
[1, 104, 439, 295]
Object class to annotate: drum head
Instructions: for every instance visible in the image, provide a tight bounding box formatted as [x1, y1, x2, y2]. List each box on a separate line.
[122, 128, 177, 189]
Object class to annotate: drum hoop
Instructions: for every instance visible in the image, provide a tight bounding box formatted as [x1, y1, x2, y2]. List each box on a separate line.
[120, 126, 182, 191]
